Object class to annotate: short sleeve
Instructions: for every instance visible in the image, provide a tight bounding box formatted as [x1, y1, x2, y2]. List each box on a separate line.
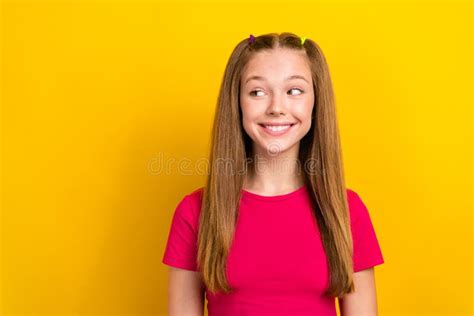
[347, 189, 385, 272]
[162, 194, 199, 271]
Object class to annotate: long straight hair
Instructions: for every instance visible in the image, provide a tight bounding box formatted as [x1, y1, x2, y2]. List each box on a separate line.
[196, 32, 354, 298]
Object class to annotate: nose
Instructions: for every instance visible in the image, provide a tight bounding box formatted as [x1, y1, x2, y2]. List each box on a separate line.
[266, 93, 287, 116]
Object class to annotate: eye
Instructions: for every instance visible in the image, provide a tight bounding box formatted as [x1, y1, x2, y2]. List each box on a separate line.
[250, 88, 304, 97]
[250, 89, 265, 97]
[288, 88, 304, 96]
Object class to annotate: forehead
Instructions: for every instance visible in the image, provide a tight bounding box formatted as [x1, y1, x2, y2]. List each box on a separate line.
[241, 48, 312, 83]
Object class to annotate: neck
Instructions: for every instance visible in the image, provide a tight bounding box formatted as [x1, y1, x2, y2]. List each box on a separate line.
[243, 142, 305, 195]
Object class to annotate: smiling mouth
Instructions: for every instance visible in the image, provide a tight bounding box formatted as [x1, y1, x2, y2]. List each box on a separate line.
[258, 123, 297, 136]
[259, 123, 296, 132]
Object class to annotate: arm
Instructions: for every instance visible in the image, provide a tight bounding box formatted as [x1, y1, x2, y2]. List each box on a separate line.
[338, 267, 379, 316]
[168, 266, 206, 316]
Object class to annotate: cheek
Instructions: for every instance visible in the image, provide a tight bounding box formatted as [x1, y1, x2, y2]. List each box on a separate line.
[294, 102, 314, 124]
[240, 104, 258, 135]
[240, 102, 261, 122]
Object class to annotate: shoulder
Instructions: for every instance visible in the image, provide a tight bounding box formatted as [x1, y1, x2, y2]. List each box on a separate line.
[173, 186, 204, 225]
[345, 187, 370, 223]
[345, 187, 361, 204]
[185, 186, 204, 212]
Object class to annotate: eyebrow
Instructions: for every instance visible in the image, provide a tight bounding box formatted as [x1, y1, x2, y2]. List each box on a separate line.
[244, 74, 310, 84]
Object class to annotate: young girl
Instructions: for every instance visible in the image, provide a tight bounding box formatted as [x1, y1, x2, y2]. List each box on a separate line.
[162, 32, 384, 316]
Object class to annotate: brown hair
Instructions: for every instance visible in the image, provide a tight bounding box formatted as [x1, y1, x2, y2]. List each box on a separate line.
[197, 32, 354, 298]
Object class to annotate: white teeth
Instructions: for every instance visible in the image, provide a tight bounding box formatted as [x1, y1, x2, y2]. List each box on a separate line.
[265, 125, 291, 131]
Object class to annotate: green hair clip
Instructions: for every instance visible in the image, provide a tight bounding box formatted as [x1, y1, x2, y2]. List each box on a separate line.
[300, 36, 306, 45]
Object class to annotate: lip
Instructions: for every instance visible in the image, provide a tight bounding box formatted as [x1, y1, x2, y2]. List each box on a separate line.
[259, 123, 296, 136]
[259, 122, 296, 126]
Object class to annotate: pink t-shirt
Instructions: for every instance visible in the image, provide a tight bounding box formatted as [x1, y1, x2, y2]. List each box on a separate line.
[162, 185, 384, 315]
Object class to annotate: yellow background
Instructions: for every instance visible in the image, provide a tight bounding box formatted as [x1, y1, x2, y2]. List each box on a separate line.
[1, 0, 472, 315]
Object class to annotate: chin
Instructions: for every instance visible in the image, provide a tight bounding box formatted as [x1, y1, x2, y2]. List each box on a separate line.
[256, 141, 292, 156]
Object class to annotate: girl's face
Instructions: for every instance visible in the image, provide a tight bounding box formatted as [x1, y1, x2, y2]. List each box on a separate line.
[239, 47, 315, 157]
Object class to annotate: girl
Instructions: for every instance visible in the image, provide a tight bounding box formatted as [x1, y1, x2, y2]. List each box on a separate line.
[162, 32, 384, 316]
